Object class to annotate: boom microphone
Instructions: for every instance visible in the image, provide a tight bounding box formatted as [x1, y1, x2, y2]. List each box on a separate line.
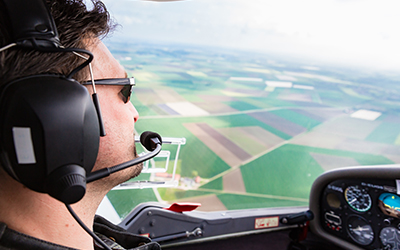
[140, 131, 162, 151]
[86, 131, 162, 183]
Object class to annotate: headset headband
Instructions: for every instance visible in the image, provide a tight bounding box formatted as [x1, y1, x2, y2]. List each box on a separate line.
[2, 0, 61, 49]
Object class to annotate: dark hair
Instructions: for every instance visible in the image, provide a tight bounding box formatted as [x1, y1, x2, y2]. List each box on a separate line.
[0, 0, 114, 84]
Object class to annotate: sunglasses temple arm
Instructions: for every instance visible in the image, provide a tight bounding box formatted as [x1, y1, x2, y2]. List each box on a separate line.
[92, 93, 106, 137]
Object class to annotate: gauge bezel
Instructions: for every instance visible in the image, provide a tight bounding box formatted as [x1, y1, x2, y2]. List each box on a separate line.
[346, 215, 374, 246]
[379, 227, 400, 249]
[344, 185, 372, 213]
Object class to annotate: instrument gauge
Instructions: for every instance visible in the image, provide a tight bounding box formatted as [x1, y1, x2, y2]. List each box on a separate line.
[344, 185, 372, 212]
[380, 227, 400, 249]
[347, 215, 374, 246]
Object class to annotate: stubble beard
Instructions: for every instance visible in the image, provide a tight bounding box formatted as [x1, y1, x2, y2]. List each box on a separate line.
[92, 138, 144, 193]
[112, 140, 144, 186]
[125, 145, 143, 181]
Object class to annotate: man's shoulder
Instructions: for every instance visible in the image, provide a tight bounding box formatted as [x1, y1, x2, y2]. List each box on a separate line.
[0, 219, 161, 250]
[0, 222, 74, 250]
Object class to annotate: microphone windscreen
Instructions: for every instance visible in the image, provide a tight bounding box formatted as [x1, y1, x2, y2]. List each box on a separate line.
[140, 131, 162, 151]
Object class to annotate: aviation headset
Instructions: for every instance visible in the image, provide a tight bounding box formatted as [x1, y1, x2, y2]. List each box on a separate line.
[0, 0, 101, 204]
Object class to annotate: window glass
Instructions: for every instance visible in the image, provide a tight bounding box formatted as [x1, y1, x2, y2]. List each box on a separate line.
[101, 0, 400, 220]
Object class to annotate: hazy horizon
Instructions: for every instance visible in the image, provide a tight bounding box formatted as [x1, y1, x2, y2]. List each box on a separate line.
[102, 0, 400, 73]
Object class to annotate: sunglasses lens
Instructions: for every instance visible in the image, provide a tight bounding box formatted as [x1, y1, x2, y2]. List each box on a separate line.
[119, 85, 132, 103]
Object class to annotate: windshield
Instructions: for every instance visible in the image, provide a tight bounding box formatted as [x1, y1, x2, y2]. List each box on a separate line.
[99, 0, 400, 221]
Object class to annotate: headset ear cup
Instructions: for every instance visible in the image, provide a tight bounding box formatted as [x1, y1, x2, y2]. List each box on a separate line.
[0, 75, 100, 204]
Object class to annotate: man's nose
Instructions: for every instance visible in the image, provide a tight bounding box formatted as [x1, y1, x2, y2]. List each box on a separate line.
[129, 102, 139, 123]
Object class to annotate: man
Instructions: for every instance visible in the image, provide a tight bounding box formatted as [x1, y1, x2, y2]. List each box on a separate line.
[0, 0, 160, 249]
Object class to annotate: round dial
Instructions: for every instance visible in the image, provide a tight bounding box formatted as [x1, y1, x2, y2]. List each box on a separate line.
[347, 216, 374, 246]
[344, 185, 372, 212]
[380, 227, 400, 249]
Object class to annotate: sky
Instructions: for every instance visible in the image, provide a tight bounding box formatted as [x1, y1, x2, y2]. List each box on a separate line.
[102, 0, 400, 72]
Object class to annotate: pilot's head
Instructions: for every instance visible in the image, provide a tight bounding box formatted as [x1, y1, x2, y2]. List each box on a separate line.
[0, 0, 141, 202]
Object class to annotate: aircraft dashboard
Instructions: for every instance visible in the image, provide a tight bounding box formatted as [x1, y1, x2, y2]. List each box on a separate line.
[310, 165, 400, 250]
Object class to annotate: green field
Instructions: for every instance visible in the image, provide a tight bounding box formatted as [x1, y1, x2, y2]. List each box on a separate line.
[104, 41, 400, 218]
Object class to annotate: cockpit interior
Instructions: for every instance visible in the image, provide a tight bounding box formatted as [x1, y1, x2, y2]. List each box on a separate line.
[97, 165, 400, 250]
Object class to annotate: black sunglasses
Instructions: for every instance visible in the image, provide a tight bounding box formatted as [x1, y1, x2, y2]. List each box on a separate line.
[82, 77, 135, 103]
